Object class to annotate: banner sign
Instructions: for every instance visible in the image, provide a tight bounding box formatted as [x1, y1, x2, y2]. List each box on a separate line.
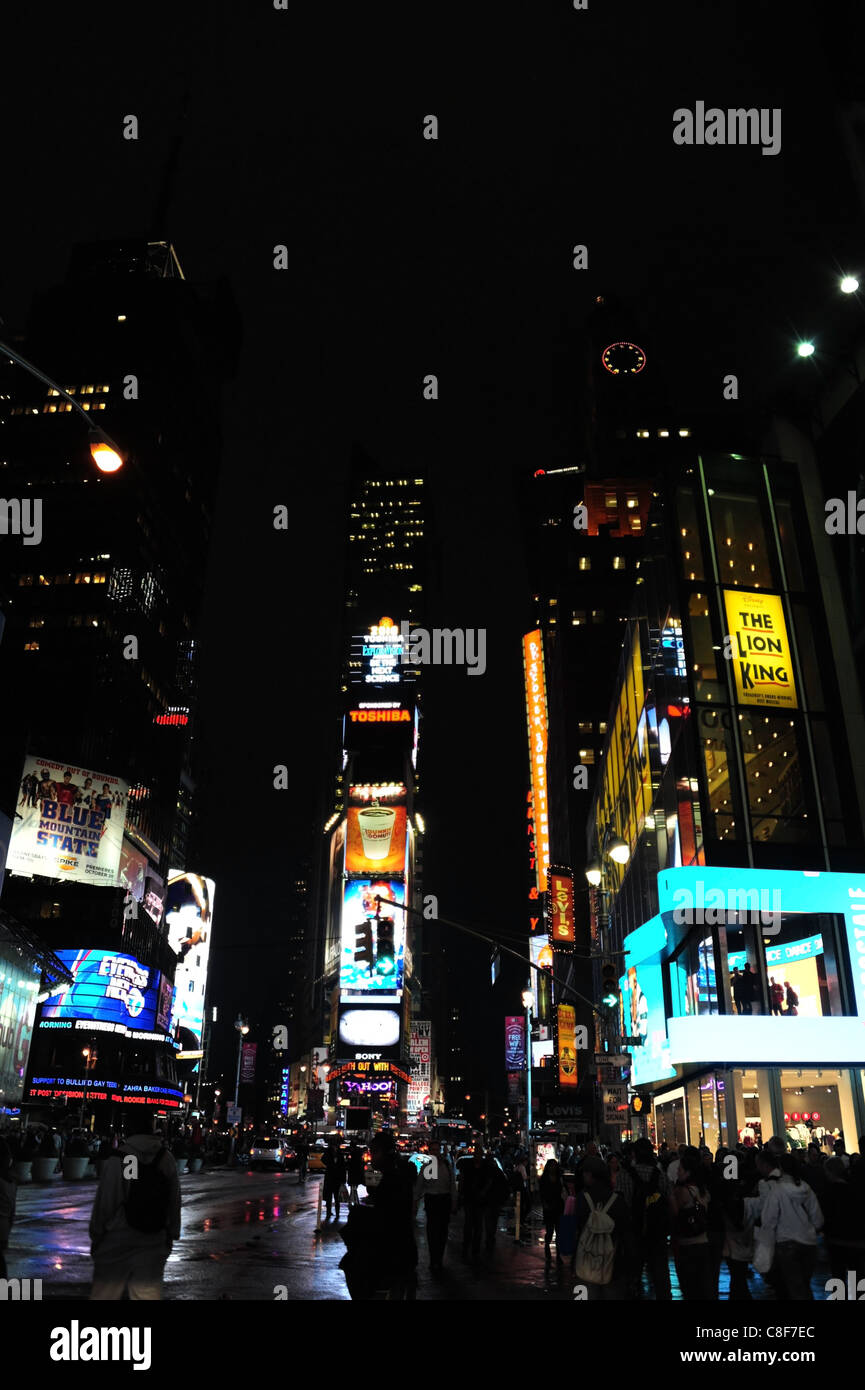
[722, 589, 798, 710]
[9, 756, 128, 886]
[240, 1041, 257, 1084]
[505, 1015, 526, 1070]
[557, 1004, 578, 1088]
[549, 871, 575, 944]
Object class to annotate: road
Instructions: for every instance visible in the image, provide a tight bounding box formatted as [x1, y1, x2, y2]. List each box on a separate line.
[6, 1166, 830, 1300]
[7, 1166, 574, 1300]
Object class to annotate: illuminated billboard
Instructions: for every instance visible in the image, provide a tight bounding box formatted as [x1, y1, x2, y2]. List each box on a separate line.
[119, 838, 148, 902]
[595, 624, 652, 866]
[28, 1075, 184, 1108]
[165, 872, 215, 1067]
[9, 756, 128, 887]
[618, 957, 676, 1087]
[337, 1004, 403, 1060]
[556, 1004, 578, 1088]
[505, 1015, 525, 1070]
[522, 631, 550, 893]
[345, 805, 407, 876]
[349, 616, 410, 686]
[0, 940, 40, 1105]
[722, 589, 798, 711]
[549, 871, 575, 945]
[340, 878, 405, 995]
[40, 949, 167, 1033]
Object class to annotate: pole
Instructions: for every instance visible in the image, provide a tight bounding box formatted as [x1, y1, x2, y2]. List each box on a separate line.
[229, 1024, 244, 1164]
[525, 999, 533, 1151]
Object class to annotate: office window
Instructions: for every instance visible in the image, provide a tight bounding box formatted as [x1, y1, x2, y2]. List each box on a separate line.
[579, 748, 596, 765]
[578, 722, 593, 734]
[612, 556, 626, 570]
[591, 609, 605, 624]
[24, 641, 39, 651]
[571, 611, 586, 626]
[18, 574, 33, 586]
[578, 556, 591, 571]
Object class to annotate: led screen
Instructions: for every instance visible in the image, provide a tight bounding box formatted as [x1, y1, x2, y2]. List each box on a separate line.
[40, 949, 165, 1032]
[619, 957, 676, 1087]
[340, 878, 405, 995]
[164, 871, 215, 1066]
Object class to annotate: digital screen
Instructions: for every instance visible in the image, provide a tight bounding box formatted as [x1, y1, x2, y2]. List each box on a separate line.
[9, 755, 128, 887]
[164, 871, 215, 1066]
[0, 941, 40, 1105]
[345, 806, 407, 875]
[40, 949, 165, 1032]
[340, 878, 405, 995]
[619, 957, 676, 1087]
[337, 1005, 402, 1060]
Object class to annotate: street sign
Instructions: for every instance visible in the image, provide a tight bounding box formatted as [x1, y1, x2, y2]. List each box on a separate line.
[226, 1105, 241, 1125]
[596, 1053, 631, 1066]
[601, 1085, 628, 1106]
[603, 1102, 628, 1125]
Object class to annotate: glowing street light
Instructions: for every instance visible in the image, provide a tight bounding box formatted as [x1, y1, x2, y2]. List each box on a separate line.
[796, 341, 816, 358]
[840, 276, 859, 295]
[0, 337, 126, 470]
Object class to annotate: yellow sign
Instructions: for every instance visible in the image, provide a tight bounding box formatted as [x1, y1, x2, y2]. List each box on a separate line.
[557, 1004, 578, 1088]
[523, 631, 550, 892]
[723, 590, 798, 711]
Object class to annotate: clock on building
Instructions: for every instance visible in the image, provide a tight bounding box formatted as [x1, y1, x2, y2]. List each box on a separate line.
[601, 341, 647, 375]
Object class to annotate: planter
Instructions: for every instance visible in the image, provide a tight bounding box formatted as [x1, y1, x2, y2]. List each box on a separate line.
[175, 1158, 188, 1174]
[13, 1161, 32, 1184]
[33, 1157, 59, 1181]
[62, 1156, 90, 1180]
[189, 1158, 203, 1173]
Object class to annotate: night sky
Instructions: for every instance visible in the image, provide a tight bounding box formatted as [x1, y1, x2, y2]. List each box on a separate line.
[3, 1, 863, 1097]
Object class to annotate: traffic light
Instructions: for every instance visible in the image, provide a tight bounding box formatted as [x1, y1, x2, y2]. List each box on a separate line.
[354, 920, 374, 975]
[601, 960, 619, 1010]
[375, 917, 396, 977]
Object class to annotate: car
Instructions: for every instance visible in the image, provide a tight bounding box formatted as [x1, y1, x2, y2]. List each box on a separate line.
[248, 1136, 291, 1169]
[307, 1144, 328, 1173]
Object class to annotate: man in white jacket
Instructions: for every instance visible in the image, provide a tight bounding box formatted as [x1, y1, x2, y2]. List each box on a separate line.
[89, 1111, 182, 1300]
[758, 1155, 823, 1300]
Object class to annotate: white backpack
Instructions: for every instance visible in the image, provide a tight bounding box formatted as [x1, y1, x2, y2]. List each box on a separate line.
[574, 1193, 617, 1285]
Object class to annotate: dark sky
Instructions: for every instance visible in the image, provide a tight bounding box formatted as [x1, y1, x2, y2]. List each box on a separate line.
[3, 1, 864, 1093]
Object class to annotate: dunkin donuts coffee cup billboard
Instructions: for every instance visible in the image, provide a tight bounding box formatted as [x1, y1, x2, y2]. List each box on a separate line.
[346, 804, 407, 875]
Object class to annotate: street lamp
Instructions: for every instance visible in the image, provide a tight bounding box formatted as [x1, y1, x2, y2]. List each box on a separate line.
[0, 338, 126, 471]
[229, 1015, 249, 1164]
[840, 275, 859, 295]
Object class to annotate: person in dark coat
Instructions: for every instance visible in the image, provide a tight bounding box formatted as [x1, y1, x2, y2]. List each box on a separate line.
[339, 1133, 417, 1298]
[322, 1137, 348, 1220]
[538, 1159, 566, 1260]
[0, 1139, 17, 1278]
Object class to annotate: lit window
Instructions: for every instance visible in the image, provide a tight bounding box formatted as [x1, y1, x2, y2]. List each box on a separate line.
[678, 427, 691, 437]
[75, 573, 91, 584]
[571, 611, 586, 626]
[626, 496, 638, 509]
[598, 722, 608, 734]
[24, 641, 40, 651]
[578, 721, 593, 734]
[18, 574, 33, 586]
[578, 556, 591, 571]
[28, 617, 45, 628]
[612, 556, 625, 570]
[605, 493, 618, 509]
[579, 748, 596, 765]
[591, 609, 605, 623]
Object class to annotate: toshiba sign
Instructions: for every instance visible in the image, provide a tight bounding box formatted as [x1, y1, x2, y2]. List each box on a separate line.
[348, 709, 411, 723]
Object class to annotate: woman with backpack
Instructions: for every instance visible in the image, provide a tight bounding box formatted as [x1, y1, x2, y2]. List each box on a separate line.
[669, 1146, 713, 1300]
[573, 1155, 633, 1298]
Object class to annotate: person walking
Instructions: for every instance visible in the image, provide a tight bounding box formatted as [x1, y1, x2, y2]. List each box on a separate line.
[538, 1158, 566, 1261]
[347, 1141, 365, 1204]
[339, 1132, 417, 1299]
[740, 963, 760, 1015]
[769, 977, 785, 1015]
[757, 1150, 823, 1299]
[573, 1155, 633, 1299]
[322, 1136, 347, 1220]
[457, 1145, 489, 1260]
[0, 1139, 17, 1279]
[784, 982, 799, 1016]
[669, 1146, 713, 1300]
[88, 1111, 181, 1300]
[415, 1140, 455, 1273]
[630, 1137, 672, 1299]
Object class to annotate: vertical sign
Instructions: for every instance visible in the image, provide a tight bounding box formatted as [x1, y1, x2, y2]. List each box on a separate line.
[522, 631, 550, 893]
[557, 1004, 578, 1088]
[549, 870, 575, 944]
[240, 1042, 257, 1084]
[505, 1015, 526, 1071]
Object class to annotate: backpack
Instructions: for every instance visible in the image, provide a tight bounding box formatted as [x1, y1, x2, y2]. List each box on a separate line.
[675, 1186, 707, 1240]
[632, 1168, 668, 1241]
[574, 1193, 617, 1285]
[111, 1146, 172, 1234]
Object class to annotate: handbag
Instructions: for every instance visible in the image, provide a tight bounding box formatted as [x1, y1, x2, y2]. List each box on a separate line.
[675, 1187, 707, 1239]
[752, 1224, 775, 1275]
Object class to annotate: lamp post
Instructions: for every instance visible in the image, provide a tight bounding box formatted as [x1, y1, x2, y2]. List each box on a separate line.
[229, 1015, 249, 1164]
[0, 337, 126, 472]
[522, 988, 534, 1152]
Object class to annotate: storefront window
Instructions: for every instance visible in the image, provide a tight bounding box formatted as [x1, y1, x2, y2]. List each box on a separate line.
[730, 1068, 772, 1148]
[685, 1072, 729, 1150]
[725, 914, 843, 1019]
[779, 1069, 858, 1155]
[654, 1090, 687, 1149]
